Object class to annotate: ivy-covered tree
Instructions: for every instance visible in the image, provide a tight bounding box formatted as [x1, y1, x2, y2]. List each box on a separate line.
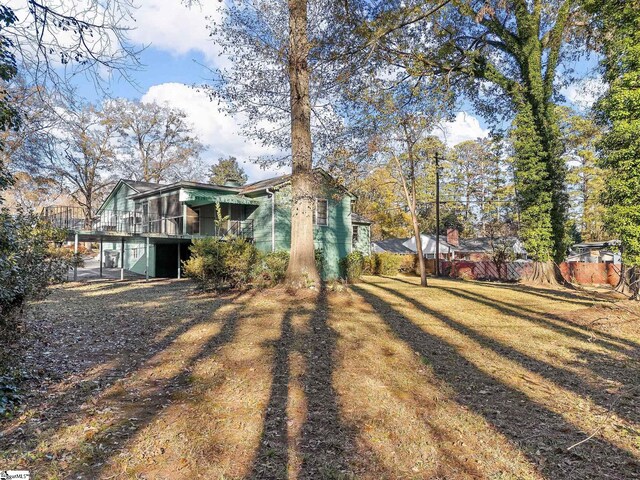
[586, 0, 640, 298]
[357, 1, 586, 281]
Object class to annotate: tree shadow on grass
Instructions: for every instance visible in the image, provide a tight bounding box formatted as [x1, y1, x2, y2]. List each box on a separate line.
[352, 284, 640, 479]
[297, 285, 353, 480]
[248, 309, 293, 479]
[3, 285, 242, 471]
[389, 276, 637, 354]
[374, 281, 640, 427]
[247, 285, 354, 479]
[435, 283, 640, 355]
[71, 293, 253, 479]
[478, 280, 606, 305]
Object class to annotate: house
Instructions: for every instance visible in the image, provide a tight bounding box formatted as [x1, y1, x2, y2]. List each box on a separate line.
[566, 240, 621, 263]
[372, 233, 457, 260]
[43, 169, 372, 280]
[455, 236, 527, 261]
[372, 229, 527, 262]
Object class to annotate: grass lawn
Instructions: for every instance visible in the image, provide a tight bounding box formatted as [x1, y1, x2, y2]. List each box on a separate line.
[1, 276, 639, 479]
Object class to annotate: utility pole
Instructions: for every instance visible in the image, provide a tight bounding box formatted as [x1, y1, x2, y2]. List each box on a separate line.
[435, 151, 441, 277]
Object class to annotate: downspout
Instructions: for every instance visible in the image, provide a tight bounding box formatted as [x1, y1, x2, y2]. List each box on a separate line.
[266, 188, 275, 252]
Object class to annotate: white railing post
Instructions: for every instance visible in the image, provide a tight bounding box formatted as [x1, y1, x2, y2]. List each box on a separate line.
[73, 233, 78, 281]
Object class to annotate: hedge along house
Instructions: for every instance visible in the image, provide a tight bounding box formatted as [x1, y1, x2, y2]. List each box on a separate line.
[43, 169, 372, 280]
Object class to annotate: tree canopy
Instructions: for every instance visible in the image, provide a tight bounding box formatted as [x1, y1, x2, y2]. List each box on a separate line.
[208, 156, 248, 186]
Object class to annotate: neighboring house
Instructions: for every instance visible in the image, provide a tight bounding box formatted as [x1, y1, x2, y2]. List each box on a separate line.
[566, 240, 621, 263]
[372, 229, 527, 262]
[44, 169, 372, 280]
[455, 236, 527, 261]
[372, 233, 457, 260]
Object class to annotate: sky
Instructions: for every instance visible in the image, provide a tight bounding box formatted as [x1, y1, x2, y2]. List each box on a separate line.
[63, 1, 602, 182]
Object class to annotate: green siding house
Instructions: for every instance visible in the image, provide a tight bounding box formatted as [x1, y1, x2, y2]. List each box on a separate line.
[73, 169, 371, 280]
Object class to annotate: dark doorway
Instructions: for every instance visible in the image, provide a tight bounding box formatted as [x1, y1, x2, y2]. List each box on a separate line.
[155, 242, 192, 278]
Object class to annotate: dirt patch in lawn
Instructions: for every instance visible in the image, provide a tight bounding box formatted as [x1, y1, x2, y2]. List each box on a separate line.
[1, 277, 638, 479]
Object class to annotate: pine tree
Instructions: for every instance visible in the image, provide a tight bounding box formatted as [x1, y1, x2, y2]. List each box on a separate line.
[208, 157, 248, 186]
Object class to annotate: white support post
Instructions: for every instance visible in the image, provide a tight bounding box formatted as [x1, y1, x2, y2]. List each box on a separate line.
[120, 238, 125, 281]
[73, 233, 78, 281]
[145, 237, 150, 282]
[177, 243, 181, 279]
[182, 203, 187, 235]
[99, 237, 103, 278]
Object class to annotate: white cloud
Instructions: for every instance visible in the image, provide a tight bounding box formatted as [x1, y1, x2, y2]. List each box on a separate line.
[433, 112, 489, 146]
[141, 82, 286, 182]
[561, 78, 606, 110]
[128, 0, 223, 66]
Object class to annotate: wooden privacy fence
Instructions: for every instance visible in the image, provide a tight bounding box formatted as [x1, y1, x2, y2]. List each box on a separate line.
[439, 260, 621, 286]
[441, 261, 530, 281]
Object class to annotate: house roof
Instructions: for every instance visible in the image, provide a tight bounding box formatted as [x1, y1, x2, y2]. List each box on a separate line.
[457, 236, 521, 253]
[128, 180, 241, 200]
[352, 213, 372, 225]
[240, 174, 291, 194]
[572, 239, 621, 249]
[118, 168, 357, 203]
[122, 180, 161, 193]
[372, 238, 414, 254]
[240, 168, 357, 197]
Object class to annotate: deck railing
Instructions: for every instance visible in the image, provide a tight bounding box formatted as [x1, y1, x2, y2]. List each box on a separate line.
[42, 206, 254, 239]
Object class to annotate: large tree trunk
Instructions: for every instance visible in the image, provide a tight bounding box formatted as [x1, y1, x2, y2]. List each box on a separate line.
[615, 265, 640, 300]
[521, 260, 562, 286]
[284, 0, 320, 289]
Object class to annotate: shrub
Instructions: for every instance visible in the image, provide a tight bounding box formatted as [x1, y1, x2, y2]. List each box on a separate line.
[251, 251, 289, 288]
[184, 237, 258, 290]
[340, 251, 365, 283]
[399, 254, 418, 274]
[362, 255, 375, 275]
[1, 209, 71, 373]
[373, 252, 404, 276]
[315, 248, 324, 276]
[0, 210, 70, 322]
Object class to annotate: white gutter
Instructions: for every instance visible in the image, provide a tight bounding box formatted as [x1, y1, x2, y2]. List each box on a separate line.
[266, 188, 275, 252]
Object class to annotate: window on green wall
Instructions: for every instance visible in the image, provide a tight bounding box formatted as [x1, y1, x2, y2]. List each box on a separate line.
[352, 225, 359, 244]
[315, 198, 328, 226]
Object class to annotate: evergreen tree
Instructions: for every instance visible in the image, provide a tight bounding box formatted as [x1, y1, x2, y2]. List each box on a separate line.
[208, 157, 248, 186]
[557, 107, 606, 242]
[586, 0, 640, 298]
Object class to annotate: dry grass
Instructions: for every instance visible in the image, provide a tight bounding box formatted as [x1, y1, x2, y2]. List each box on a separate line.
[1, 276, 638, 479]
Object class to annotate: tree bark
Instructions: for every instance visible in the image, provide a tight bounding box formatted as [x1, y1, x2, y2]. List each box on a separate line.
[615, 265, 640, 300]
[521, 260, 560, 285]
[412, 215, 428, 287]
[284, 0, 320, 289]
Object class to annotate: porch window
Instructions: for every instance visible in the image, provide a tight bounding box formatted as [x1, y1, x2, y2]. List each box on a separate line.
[187, 207, 200, 235]
[352, 225, 359, 244]
[315, 198, 328, 226]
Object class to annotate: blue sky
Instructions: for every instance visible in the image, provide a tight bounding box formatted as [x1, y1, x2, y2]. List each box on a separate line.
[68, 1, 603, 182]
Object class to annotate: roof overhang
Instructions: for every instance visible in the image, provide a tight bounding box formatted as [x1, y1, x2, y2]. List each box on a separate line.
[179, 188, 261, 206]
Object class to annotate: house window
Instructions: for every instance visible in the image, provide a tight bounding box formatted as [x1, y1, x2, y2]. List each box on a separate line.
[352, 225, 359, 244]
[315, 198, 328, 226]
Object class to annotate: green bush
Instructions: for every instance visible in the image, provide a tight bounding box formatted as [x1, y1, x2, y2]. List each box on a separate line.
[340, 251, 365, 283]
[399, 254, 418, 274]
[0, 210, 70, 321]
[373, 252, 404, 276]
[251, 251, 289, 288]
[184, 237, 258, 290]
[362, 255, 375, 275]
[315, 248, 324, 276]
